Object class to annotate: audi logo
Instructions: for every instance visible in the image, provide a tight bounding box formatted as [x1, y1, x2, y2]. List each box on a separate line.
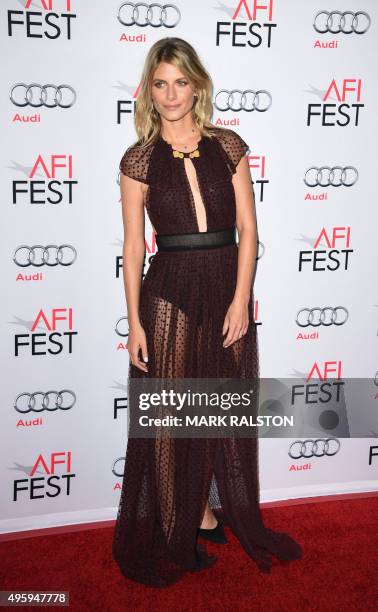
[10, 83, 77, 108]
[112, 457, 126, 477]
[214, 89, 272, 112]
[304, 166, 358, 188]
[257, 240, 265, 260]
[115, 316, 129, 337]
[14, 390, 76, 414]
[13, 245, 77, 267]
[289, 438, 341, 459]
[313, 11, 371, 34]
[296, 307, 349, 328]
[117, 2, 181, 28]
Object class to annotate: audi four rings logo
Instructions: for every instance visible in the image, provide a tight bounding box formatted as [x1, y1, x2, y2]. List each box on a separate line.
[304, 166, 358, 188]
[296, 307, 349, 327]
[112, 457, 126, 477]
[13, 245, 77, 267]
[214, 90, 272, 112]
[117, 2, 181, 28]
[10, 84, 77, 108]
[14, 390, 76, 414]
[289, 439, 341, 459]
[313, 11, 371, 34]
[115, 316, 129, 337]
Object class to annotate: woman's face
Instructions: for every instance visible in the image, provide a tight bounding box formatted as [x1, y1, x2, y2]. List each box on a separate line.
[151, 61, 196, 122]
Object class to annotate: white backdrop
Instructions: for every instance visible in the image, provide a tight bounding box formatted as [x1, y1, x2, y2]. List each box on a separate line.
[1, 0, 377, 535]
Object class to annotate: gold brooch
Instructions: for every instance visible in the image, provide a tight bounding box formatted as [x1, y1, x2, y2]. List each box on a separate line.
[189, 149, 200, 158]
[172, 148, 200, 159]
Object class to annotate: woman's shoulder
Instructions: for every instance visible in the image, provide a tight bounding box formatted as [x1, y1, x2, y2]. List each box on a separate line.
[119, 140, 155, 183]
[207, 126, 250, 171]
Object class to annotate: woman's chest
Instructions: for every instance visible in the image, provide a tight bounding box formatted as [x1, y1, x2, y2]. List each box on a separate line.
[145, 153, 236, 235]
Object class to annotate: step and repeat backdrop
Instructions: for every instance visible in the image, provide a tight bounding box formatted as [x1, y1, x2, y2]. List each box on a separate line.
[1, 0, 377, 535]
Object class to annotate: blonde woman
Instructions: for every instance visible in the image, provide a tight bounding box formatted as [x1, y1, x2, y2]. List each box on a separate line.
[112, 37, 302, 587]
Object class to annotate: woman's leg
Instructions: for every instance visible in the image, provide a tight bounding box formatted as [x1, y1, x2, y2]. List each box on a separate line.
[200, 501, 218, 529]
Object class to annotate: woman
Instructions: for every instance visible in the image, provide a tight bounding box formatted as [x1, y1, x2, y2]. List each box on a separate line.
[112, 37, 302, 587]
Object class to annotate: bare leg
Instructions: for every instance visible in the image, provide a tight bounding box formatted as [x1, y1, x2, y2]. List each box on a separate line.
[200, 501, 218, 529]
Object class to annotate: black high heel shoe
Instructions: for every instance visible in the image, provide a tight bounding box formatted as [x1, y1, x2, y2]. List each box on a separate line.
[197, 520, 228, 544]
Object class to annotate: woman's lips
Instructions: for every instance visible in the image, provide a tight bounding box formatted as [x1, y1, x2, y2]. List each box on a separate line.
[164, 105, 181, 110]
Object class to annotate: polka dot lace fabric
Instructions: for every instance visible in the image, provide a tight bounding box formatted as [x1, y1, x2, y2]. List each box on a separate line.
[112, 128, 303, 587]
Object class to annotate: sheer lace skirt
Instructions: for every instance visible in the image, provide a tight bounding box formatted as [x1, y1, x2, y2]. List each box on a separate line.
[112, 244, 302, 587]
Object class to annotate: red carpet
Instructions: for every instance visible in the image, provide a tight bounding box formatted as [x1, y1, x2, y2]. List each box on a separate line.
[1, 496, 377, 611]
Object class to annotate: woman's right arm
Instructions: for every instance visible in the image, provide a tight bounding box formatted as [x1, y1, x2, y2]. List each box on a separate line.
[120, 172, 149, 372]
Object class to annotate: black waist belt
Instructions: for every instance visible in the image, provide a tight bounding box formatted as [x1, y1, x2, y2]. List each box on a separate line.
[156, 227, 236, 252]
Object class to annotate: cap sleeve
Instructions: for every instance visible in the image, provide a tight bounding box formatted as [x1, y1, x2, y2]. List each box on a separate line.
[119, 143, 152, 184]
[214, 128, 250, 174]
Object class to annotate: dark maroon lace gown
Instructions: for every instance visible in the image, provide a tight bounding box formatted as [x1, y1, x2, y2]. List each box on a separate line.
[112, 127, 302, 587]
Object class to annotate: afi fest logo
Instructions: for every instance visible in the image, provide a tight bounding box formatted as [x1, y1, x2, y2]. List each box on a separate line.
[290, 361, 348, 444]
[291, 361, 346, 450]
[14, 308, 77, 356]
[298, 227, 353, 272]
[307, 79, 364, 126]
[242, 154, 268, 203]
[116, 81, 141, 123]
[12, 451, 75, 501]
[215, 0, 276, 48]
[113, 396, 128, 420]
[369, 446, 378, 466]
[12, 154, 77, 206]
[7, 0, 76, 39]
[292, 361, 344, 403]
[115, 230, 157, 279]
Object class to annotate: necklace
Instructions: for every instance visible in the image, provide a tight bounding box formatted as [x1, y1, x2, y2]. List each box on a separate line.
[161, 128, 202, 158]
[172, 148, 200, 159]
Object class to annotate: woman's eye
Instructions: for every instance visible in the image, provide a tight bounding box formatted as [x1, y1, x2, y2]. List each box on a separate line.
[153, 80, 187, 88]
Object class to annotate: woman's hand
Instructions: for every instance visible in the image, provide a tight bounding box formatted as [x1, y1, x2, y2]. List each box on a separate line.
[127, 322, 149, 372]
[222, 298, 249, 348]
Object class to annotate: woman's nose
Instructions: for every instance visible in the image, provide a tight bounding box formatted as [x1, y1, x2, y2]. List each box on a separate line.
[166, 85, 176, 100]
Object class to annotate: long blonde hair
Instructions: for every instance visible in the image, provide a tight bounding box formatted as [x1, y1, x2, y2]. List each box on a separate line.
[134, 37, 216, 147]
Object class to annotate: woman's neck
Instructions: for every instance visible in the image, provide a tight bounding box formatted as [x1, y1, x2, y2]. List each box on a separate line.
[160, 115, 199, 146]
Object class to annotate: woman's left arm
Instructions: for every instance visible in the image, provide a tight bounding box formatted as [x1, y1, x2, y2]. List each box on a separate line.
[222, 156, 257, 348]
